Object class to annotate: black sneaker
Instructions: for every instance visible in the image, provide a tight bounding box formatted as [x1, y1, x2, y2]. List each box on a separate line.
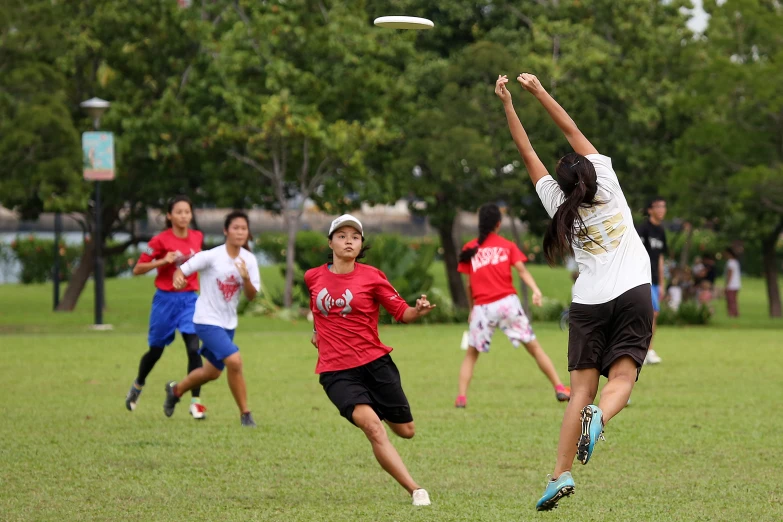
[240, 412, 257, 428]
[163, 381, 180, 417]
[125, 384, 142, 411]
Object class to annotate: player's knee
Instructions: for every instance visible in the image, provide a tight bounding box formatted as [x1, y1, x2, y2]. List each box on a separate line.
[224, 353, 243, 372]
[396, 423, 415, 439]
[362, 421, 387, 443]
[570, 387, 596, 404]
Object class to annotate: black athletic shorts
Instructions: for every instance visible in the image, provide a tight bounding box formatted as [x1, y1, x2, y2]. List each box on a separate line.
[568, 283, 653, 379]
[319, 354, 413, 425]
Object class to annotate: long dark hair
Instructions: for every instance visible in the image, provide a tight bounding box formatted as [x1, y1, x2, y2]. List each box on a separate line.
[327, 230, 370, 262]
[224, 210, 253, 251]
[542, 153, 601, 265]
[459, 203, 502, 263]
[165, 195, 193, 229]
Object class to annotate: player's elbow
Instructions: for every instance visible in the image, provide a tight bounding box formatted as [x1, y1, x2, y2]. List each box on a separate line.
[132, 265, 144, 276]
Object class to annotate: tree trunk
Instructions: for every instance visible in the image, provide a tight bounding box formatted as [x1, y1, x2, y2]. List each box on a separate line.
[57, 240, 95, 311]
[283, 211, 300, 309]
[508, 210, 530, 315]
[762, 233, 782, 318]
[436, 216, 469, 309]
[679, 222, 694, 268]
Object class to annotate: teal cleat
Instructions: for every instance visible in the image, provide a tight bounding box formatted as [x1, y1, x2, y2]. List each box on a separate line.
[577, 405, 605, 465]
[536, 471, 575, 511]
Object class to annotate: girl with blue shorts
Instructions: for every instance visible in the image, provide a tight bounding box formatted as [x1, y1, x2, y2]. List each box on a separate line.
[126, 196, 206, 419]
[163, 211, 261, 427]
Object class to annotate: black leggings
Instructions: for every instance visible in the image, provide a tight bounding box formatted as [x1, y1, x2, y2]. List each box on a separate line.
[136, 333, 203, 397]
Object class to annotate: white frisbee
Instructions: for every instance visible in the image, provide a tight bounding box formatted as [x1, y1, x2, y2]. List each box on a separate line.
[373, 16, 434, 30]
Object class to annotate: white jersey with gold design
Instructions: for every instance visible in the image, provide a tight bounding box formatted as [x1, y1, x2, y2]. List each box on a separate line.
[535, 154, 651, 305]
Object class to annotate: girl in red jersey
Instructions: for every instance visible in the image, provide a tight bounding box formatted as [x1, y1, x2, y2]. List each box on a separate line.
[305, 214, 434, 507]
[455, 203, 570, 408]
[125, 196, 207, 419]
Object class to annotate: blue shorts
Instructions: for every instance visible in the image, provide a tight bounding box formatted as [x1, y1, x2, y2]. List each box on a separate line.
[650, 285, 661, 313]
[148, 290, 198, 347]
[195, 324, 238, 371]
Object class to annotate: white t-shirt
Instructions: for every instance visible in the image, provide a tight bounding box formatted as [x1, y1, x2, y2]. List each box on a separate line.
[180, 244, 261, 330]
[726, 259, 741, 290]
[535, 154, 651, 305]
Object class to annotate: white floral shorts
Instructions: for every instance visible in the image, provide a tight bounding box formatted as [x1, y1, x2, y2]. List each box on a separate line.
[468, 294, 535, 352]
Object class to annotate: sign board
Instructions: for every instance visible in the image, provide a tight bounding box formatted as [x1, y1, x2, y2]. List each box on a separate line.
[82, 131, 115, 181]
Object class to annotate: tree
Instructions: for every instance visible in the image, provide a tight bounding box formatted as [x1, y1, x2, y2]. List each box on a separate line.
[207, 0, 411, 307]
[0, 1, 86, 218]
[671, 0, 783, 317]
[49, 0, 228, 310]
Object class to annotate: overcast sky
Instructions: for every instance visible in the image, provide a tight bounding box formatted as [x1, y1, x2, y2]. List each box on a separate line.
[688, 0, 709, 33]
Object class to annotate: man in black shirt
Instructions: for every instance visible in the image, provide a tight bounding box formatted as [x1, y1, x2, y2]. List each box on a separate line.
[637, 197, 667, 365]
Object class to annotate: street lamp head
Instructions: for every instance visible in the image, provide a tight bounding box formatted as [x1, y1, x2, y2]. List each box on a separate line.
[80, 97, 111, 128]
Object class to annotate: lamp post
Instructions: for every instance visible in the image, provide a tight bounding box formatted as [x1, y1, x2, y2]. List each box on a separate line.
[80, 97, 111, 327]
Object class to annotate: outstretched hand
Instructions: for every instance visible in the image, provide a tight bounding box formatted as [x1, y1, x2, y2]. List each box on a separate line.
[415, 294, 436, 316]
[494, 74, 512, 104]
[517, 73, 544, 96]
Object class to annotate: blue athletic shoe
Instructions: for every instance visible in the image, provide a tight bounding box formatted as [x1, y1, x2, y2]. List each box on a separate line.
[577, 405, 605, 465]
[535, 471, 575, 511]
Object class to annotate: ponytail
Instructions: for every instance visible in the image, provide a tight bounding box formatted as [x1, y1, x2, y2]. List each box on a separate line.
[542, 153, 601, 265]
[459, 203, 502, 263]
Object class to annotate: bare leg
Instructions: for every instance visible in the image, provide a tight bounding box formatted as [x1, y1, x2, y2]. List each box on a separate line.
[597, 356, 637, 424]
[352, 405, 420, 494]
[457, 346, 480, 397]
[523, 339, 563, 388]
[386, 421, 415, 439]
[553, 369, 600, 477]
[174, 359, 222, 397]
[223, 352, 249, 414]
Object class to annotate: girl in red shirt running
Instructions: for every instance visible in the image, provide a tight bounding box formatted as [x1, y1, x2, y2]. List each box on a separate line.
[305, 214, 434, 507]
[455, 203, 570, 408]
[125, 196, 206, 419]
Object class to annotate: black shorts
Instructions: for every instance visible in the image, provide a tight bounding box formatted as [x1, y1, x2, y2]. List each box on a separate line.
[568, 284, 653, 379]
[318, 354, 413, 425]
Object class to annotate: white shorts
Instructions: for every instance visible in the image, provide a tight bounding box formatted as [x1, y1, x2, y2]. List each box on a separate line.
[468, 294, 535, 353]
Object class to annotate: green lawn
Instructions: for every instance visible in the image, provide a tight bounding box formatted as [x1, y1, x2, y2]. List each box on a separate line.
[1, 266, 782, 521]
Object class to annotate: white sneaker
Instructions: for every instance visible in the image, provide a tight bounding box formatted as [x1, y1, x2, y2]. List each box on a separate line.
[644, 349, 662, 365]
[189, 402, 207, 420]
[412, 488, 431, 506]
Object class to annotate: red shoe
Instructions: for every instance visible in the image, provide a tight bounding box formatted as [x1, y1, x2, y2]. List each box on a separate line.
[189, 402, 207, 420]
[555, 385, 571, 402]
[455, 395, 467, 408]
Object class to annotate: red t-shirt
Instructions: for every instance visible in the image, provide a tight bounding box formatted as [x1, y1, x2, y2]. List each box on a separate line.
[457, 233, 527, 305]
[305, 263, 410, 374]
[137, 229, 203, 292]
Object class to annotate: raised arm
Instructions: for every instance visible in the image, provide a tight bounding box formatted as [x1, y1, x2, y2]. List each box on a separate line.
[495, 75, 550, 187]
[517, 73, 598, 157]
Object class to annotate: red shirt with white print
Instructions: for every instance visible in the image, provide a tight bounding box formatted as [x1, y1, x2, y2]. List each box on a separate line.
[457, 232, 528, 306]
[137, 228, 204, 291]
[305, 263, 410, 373]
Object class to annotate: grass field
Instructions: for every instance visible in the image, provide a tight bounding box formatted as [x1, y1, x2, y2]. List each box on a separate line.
[1, 264, 782, 521]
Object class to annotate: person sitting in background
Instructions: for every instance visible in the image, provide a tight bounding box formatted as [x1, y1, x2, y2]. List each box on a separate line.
[667, 267, 685, 311]
[697, 255, 716, 306]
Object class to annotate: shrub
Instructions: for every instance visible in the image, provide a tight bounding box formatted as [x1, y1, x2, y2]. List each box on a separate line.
[657, 301, 712, 326]
[530, 297, 568, 322]
[10, 236, 81, 284]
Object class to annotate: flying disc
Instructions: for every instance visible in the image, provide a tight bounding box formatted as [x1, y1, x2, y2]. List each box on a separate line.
[373, 16, 434, 30]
